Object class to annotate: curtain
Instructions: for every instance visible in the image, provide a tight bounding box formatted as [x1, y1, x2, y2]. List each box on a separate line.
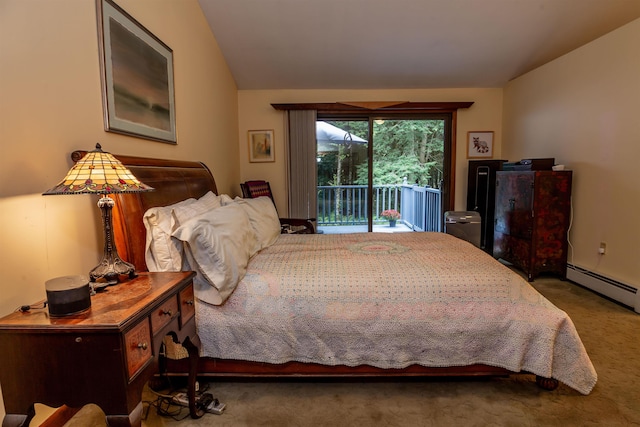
[286, 110, 317, 219]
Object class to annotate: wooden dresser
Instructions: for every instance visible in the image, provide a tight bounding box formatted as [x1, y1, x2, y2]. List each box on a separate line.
[0, 271, 202, 427]
[493, 170, 573, 281]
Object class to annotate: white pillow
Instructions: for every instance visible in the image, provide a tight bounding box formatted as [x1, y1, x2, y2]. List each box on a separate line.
[143, 198, 197, 271]
[171, 191, 223, 227]
[219, 194, 235, 206]
[233, 197, 281, 253]
[172, 203, 258, 305]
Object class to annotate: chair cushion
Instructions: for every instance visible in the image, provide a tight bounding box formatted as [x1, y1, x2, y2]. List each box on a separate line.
[245, 181, 272, 198]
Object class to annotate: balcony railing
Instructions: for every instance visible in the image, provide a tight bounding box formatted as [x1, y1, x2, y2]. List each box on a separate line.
[317, 184, 442, 232]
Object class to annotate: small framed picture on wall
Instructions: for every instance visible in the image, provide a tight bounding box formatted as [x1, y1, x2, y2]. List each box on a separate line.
[248, 130, 275, 162]
[467, 131, 494, 158]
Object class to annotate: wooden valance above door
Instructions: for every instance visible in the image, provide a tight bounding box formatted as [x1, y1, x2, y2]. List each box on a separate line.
[271, 101, 474, 114]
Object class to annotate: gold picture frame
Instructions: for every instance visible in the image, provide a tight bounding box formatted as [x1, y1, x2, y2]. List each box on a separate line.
[248, 130, 275, 163]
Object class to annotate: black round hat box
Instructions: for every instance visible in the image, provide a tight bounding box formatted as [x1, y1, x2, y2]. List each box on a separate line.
[45, 275, 91, 316]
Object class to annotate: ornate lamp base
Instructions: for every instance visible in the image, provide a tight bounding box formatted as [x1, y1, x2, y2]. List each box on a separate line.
[90, 195, 137, 285]
[89, 253, 137, 285]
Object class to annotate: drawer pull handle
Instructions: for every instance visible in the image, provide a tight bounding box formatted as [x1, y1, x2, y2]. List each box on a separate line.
[161, 309, 173, 316]
[137, 342, 148, 350]
[185, 300, 194, 306]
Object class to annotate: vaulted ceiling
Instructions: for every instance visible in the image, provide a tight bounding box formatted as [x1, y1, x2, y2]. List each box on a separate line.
[198, 0, 640, 90]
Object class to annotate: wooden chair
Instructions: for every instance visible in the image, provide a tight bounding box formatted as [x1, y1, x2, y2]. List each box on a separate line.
[240, 180, 315, 234]
[240, 180, 275, 203]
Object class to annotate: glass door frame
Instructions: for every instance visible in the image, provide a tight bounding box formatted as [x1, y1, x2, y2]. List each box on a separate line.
[317, 112, 455, 232]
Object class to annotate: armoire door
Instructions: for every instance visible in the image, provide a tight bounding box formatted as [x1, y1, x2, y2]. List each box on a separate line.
[493, 172, 535, 269]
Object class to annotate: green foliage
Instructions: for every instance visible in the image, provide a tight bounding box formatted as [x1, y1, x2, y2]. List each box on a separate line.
[317, 152, 339, 186]
[317, 119, 445, 189]
[365, 119, 444, 187]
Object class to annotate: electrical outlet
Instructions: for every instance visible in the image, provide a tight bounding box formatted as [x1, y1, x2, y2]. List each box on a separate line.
[599, 242, 606, 255]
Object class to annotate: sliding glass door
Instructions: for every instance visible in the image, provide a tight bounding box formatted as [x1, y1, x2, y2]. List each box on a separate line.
[317, 119, 369, 233]
[316, 114, 450, 234]
[371, 118, 446, 233]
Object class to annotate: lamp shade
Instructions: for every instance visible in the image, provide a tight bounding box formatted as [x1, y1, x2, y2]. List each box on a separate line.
[43, 143, 154, 195]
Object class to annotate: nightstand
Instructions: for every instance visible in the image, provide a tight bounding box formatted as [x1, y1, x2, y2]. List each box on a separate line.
[0, 271, 203, 427]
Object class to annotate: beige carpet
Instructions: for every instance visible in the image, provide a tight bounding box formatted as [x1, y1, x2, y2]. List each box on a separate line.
[142, 277, 640, 427]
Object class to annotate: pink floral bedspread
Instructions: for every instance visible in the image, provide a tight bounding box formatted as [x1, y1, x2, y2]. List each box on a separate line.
[195, 232, 597, 394]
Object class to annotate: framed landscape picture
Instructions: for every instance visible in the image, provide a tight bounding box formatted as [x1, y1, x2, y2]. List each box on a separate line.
[96, 0, 177, 143]
[248, 130, 275, 162]
[467, 131, 494, 158]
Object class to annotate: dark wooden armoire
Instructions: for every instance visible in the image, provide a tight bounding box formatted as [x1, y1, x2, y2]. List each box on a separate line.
[493, 170, 572, 281]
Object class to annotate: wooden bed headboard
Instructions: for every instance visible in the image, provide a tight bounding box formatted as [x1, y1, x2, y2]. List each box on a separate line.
[71, 150, 218, 273]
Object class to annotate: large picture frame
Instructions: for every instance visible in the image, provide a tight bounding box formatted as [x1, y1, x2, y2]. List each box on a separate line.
[467, 131, 494, 158]
[248, 130, 275, 163]
[96, 0, 177, 144]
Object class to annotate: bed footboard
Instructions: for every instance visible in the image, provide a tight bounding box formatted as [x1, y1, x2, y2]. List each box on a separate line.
[160, 358, 560, 390]
[164, 358, 512, 378]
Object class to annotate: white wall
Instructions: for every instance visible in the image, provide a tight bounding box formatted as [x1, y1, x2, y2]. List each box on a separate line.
[238, 89, 504, 215]
[503, 18, 640, 288]
[0, 0, 238, 419]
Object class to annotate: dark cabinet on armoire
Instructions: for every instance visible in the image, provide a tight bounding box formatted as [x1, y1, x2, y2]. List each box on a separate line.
[493, 171, 572, 281]
[467, 160, 506, 255]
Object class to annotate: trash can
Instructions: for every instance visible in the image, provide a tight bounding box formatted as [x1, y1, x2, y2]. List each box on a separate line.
[444, 211, 481, 248]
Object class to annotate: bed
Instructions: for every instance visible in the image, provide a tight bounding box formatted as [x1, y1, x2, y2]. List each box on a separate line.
[75, 150, 597, 395]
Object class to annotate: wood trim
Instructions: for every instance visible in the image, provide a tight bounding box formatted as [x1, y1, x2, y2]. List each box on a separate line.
[71, 151, 210, 170]
[448, 110, 458, 210]
[165, 358, 514, 378]
[272, 101, 474, 113]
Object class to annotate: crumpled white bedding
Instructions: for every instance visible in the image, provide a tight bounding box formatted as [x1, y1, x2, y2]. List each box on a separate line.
[194, 232, 597, 394]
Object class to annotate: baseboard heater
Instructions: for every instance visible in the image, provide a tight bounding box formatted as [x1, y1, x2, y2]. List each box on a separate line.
[567, 264, 639, 313]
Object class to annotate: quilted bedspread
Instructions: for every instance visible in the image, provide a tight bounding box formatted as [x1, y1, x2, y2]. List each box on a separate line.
[195, 232, 597, 394]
